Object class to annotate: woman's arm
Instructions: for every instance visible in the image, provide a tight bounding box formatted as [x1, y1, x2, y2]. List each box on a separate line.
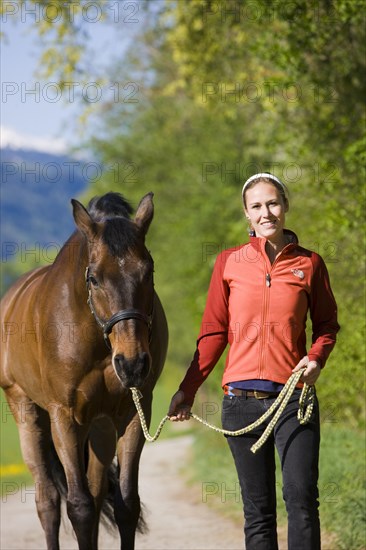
[168, 252, 230, 418]
[308, 253, 340, 367]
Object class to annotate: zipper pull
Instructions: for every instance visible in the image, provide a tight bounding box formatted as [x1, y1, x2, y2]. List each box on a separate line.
[266, 273, 271, 287]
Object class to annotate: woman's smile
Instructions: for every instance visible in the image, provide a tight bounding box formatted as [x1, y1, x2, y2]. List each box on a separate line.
[244, 182, 287, 243]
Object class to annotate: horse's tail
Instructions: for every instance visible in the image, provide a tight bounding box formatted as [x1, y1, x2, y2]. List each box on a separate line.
[101, 458, 117, 529]
[113, 461, 148, 534]
[138, 503, 148, 534]
[48, 441, 117, 529]
[49, 442, 67, 499]
[99, 456, 148, 532]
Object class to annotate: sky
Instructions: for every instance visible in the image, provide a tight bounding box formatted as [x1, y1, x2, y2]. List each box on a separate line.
[1, 1, 145, 154]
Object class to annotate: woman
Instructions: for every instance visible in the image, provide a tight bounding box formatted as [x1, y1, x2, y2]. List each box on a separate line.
[168, 173, 340, 550]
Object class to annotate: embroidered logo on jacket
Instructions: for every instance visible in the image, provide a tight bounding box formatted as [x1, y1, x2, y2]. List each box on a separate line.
[291, 269, 305, 280]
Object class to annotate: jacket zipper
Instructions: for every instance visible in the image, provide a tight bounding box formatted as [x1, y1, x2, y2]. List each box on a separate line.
[259, 245, 291, 377]
[259, 268, 271, 379]
[258, 240, 296, 379]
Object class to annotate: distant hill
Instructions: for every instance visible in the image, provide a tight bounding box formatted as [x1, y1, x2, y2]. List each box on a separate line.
[1, 147, 90, 262]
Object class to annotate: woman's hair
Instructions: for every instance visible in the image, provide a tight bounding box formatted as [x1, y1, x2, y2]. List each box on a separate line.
[242, 173, 289, 209]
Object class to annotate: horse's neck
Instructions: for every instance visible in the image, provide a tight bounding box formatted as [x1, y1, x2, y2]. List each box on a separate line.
[52, 231, 88, 287]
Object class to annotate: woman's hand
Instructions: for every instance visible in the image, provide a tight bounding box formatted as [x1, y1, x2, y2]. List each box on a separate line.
[168, 391, 192, 422]
[293, 356, 321, 385]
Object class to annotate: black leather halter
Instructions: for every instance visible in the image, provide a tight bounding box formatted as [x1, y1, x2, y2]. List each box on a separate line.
[85, 267, 153, 350]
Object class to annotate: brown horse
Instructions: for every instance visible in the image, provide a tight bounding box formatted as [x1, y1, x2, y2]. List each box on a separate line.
[0, 192, 168, 549]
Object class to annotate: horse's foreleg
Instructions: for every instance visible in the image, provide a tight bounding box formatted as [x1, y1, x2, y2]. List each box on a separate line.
[115, 400, 151, 550]
[50, 408, 96, 550]
[4, 387, 61, 550]
[87, 416, 117, 547]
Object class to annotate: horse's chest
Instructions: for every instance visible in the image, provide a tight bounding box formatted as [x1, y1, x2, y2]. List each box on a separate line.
[73, 366, 127, 424]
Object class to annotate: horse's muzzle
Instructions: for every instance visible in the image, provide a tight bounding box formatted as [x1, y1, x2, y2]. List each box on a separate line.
[113, 351, 151, 388]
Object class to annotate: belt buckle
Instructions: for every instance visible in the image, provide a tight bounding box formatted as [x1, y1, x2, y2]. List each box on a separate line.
[224, 384, 235, 396]
[254, 390, 267, 399]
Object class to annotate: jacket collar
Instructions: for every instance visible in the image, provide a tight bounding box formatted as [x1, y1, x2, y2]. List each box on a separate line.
[249, 229, 299, 252]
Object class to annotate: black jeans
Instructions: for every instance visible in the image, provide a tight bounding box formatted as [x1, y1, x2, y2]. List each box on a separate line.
[222, 389, 320, 550]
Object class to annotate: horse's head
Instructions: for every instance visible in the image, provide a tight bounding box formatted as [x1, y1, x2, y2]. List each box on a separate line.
[71, 192, 155, 389]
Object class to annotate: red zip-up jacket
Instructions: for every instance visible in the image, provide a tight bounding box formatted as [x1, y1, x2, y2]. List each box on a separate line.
[179, 231, 340, 405]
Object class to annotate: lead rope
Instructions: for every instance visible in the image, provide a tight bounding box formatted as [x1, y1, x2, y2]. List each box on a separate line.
[130, 368, 314, 454]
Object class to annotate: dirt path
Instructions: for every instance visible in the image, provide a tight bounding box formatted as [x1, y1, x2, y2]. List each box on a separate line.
[0, 435, 337, 550]
[0, 436, 283, 550]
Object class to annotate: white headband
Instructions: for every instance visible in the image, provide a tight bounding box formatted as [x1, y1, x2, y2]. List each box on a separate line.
[242, 173, 286, 197]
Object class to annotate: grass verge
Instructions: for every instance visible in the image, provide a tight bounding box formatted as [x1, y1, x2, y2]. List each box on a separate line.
[0, 392, 32, 495]
[187, 419, 366, 550]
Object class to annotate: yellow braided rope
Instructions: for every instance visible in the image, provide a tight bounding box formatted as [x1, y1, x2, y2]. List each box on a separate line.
[130, 368, 314, 454]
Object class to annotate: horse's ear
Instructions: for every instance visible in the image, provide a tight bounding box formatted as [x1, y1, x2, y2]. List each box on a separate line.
[135, 192, 154, 236]
[71, 199, 96, 241]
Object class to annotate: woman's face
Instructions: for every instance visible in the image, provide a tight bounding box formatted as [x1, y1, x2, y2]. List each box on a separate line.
[244, 182, 288, 242]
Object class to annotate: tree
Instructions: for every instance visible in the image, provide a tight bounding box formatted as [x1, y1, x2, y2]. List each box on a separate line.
[74, 0, 365, 426]
[2, 0, 364, 422]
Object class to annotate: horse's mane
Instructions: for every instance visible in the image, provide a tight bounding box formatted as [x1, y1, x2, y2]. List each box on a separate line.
[87, 192, 139, 256]
[88, 192, 133, 220]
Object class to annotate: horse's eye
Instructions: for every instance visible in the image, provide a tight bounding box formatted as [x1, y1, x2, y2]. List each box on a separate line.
[89, 276, 99, 288]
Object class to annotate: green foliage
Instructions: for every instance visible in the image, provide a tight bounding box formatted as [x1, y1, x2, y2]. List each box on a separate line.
[81, 5, 365, 544]
[0, 393, 32, 490]
[1, 0, 93, 83]
[317, 425, 366, 550]
[79, 0, 365, 429]
[0, 262, 22, 298]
